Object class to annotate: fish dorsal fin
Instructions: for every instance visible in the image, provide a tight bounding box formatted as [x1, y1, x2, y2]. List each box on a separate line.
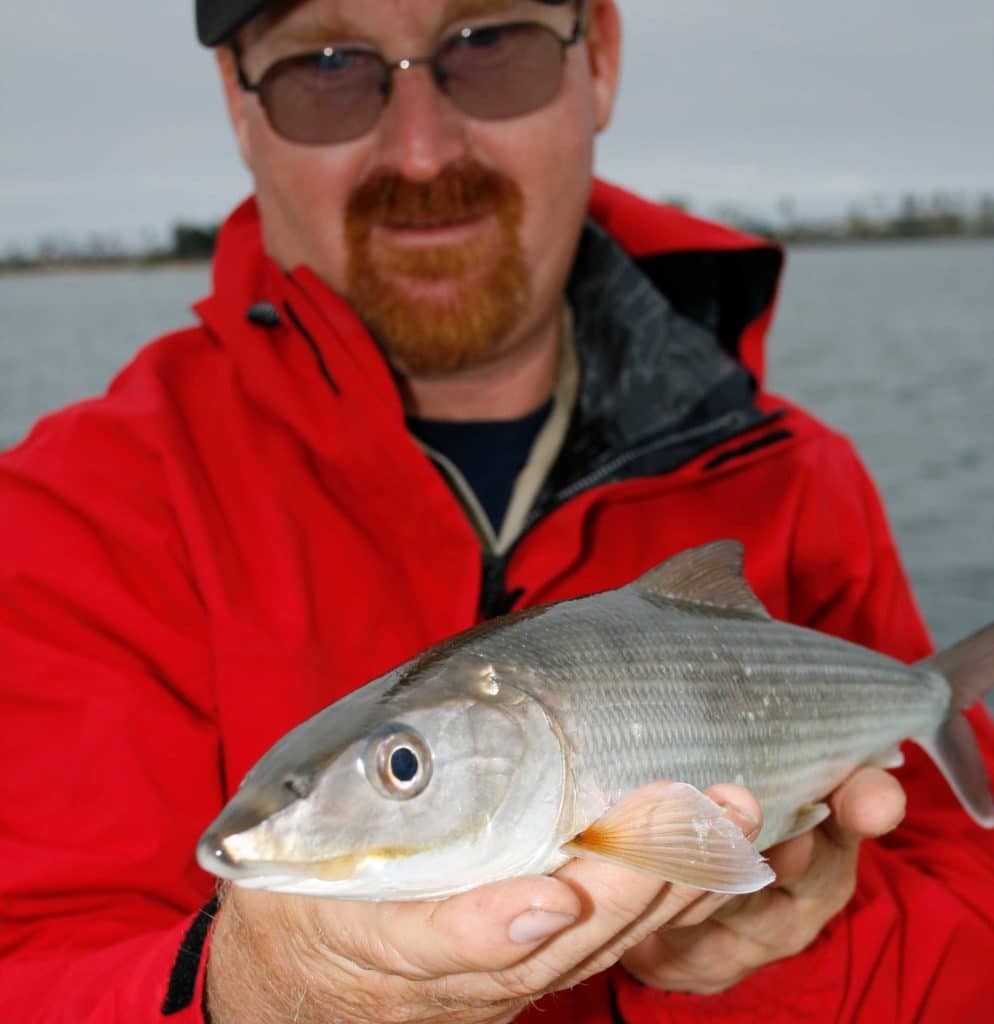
[632, 540, 771, 620]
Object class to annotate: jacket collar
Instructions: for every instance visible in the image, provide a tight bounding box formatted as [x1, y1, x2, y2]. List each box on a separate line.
[530, 218, 772, 526]
[588, 179, 783, 384]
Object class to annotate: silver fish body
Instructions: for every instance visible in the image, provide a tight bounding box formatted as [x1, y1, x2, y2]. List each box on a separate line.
[438, 586, 949, 851]
[198, 541, 991, 900]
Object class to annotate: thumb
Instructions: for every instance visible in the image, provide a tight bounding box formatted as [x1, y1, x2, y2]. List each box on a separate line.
[827, 766, 906, 842]
[324, 874, 583, 981]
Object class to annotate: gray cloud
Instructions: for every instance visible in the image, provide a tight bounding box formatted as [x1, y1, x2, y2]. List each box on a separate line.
[1, 0, 991, 248]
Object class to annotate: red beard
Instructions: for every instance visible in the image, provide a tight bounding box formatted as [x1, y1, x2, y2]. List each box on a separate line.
[345, 160, 529, 375]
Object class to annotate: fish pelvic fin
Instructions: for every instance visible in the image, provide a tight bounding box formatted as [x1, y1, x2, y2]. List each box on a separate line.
[914, 621, 994, 828]
[632, 540, 771, 621]
[920, 620, 994, 712]
[779, 802, 832, 843]
[561, 782, 775, 894]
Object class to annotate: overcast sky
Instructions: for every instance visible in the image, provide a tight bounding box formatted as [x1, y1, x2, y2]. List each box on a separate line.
[2, 0, 992, 250]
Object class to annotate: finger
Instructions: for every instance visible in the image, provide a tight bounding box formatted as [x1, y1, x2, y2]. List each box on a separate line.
[776, 824, 857, 902]
[624, 888, 805, 995]
[774, 769, 903, 900]
[622, 775, 895, 996]
[758, 769, 904, 893]
[315, 874, 583, 981]
[762, 829, 816, 886]
[647, 783, 764, 930]
[704, 783, 764, 843]
[537, 858, 704, 994]
[622, 922, 755, 995]
[665, 891, 737, 928]
[539, 782, 768, 989]
[827, 766, 906, 842]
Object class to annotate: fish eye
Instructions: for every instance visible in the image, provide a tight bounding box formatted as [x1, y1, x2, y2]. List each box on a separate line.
[363, 725, 432, 800]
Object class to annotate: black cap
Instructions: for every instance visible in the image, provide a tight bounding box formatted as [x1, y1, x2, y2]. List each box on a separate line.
[196, 0, 571, 47]
[196, 0, 269, 46]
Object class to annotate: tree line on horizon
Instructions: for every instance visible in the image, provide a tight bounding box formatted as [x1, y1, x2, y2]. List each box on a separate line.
[3, 191, 993, 272]
[704, 191, 994, 245]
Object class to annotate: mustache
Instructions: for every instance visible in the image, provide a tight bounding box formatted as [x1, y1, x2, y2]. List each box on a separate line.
[346, 160, 523, 229]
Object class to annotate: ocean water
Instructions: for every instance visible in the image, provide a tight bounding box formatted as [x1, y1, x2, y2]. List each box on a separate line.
[1, 240, 992, 657]
[765, 239, 994, 651]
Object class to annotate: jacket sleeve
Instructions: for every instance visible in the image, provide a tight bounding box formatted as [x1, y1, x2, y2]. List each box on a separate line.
[0, 402, 219, 1022]
[607, 433, 994, 1022]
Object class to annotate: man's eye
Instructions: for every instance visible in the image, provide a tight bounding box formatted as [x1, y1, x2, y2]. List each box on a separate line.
[316, 49, 362, 72]
[463, 26, 505, 49]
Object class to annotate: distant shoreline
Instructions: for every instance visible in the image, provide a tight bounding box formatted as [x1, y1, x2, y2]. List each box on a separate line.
[0, 258, 212, 277]
[2, 232, 992, 278]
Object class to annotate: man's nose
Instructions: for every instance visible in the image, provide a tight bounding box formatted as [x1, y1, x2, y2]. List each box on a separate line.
[371, 66, 471, 180]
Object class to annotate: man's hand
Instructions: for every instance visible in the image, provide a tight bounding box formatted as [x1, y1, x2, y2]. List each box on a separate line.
[621, 766, 907, 995]
[205, 783, 761, 1024]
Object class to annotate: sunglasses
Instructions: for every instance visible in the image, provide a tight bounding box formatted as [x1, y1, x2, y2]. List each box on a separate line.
[234, 2, 587, 145]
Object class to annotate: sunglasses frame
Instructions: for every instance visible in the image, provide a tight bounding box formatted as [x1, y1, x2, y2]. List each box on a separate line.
[233, 0, 589, 144]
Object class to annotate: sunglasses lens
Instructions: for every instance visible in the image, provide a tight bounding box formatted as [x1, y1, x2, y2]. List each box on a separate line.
[259, 51, 386, 145]
[253, 23, 569, 144]
[439, 24, 565, 120]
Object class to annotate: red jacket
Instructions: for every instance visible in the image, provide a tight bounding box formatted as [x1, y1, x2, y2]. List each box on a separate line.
[1, 181, 992, 1022]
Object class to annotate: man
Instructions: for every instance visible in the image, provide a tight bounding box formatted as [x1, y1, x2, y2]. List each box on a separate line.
[1, 0, 993, 1021]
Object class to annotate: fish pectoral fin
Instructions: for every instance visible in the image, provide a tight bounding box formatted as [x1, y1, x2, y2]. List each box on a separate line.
[561, 781, 775, 894]
[779, 802, 832, 842]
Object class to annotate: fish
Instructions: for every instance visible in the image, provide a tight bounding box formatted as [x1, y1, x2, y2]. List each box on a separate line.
[197, 540, 994, 900]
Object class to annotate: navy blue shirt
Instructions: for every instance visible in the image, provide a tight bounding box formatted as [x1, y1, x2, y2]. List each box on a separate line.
[408, 399, 553, 535]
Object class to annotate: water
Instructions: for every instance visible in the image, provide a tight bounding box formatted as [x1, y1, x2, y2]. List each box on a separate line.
[1, 241, 992, 657]
[766, 239, 994, 651]
[0, 266, 208, 439]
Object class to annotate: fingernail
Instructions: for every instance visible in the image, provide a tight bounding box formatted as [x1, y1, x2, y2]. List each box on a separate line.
[507, 909, 577, 945]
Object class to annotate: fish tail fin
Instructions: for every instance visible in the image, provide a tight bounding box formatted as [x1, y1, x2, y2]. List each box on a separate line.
[917, 716, 994, 827]
[915, 622, 994, 828]
[920, 621, 994, 712]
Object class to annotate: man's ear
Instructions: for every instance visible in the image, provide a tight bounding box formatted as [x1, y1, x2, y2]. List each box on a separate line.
[585, 0, 622, 134]
[216, 46, 253, 167]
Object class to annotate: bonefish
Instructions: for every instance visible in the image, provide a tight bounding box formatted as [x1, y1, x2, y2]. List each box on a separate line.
[198, 540, 994, 899]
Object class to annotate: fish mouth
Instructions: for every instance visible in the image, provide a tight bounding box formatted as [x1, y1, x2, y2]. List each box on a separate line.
[196, 829, 360, 882]
[196, 829, 422, 885]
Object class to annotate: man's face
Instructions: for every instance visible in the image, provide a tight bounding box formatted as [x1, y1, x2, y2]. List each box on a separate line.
[218, 0, 620, 376]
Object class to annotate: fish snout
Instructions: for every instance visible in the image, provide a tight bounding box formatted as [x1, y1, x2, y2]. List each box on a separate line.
[196, 829, 250, 880]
